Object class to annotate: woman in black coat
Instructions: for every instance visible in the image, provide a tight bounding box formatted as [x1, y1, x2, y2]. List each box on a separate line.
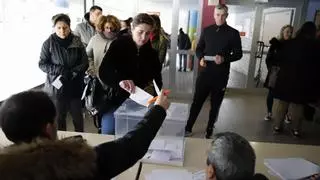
[39, 14, 88, 132]
[98, 13, 163, 135]
[264, 25, 293, 121]
[272, 22, 320, 137]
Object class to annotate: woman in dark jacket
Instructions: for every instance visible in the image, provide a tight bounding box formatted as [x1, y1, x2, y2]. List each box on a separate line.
[272, 22, 320, 137]
[98, 13, 163, 134]
[263, 25, 293, 121]
[39, 14, 88, 132]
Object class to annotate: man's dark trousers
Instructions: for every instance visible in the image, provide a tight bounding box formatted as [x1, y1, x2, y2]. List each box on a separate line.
[185, 71, 227, 134]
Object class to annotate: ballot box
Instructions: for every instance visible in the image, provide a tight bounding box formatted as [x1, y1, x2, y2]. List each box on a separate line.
[114, 99, 188, 166]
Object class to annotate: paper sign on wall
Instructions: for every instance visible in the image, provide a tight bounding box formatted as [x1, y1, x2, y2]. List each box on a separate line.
[208, 0, 219, 6]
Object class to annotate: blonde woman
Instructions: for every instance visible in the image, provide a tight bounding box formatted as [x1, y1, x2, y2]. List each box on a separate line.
[86, 15, 121, 77]
[264, 24, 293, 121]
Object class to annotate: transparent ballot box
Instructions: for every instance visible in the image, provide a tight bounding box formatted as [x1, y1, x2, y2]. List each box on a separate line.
[114, 99, 188, 166]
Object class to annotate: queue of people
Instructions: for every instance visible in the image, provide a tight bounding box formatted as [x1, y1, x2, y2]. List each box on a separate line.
[0, 3, 319, 180]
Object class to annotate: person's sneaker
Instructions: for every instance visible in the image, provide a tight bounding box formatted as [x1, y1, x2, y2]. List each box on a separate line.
[185, 130, 193, 137]
[273, 126, 283, 134]
[264, 113, 272, 121]
[284, 114, 292, 124]
[291, 129, 301, 138]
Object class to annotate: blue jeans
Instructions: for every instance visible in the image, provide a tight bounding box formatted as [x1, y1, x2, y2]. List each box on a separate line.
[101, 108, 116, 135]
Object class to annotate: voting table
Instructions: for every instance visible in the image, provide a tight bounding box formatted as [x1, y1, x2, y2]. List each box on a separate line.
[1, 129, 320, 179]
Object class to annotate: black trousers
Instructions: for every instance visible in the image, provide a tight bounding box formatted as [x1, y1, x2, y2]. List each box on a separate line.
[185, 73, 226, 133]
[55, 97, 84, 132]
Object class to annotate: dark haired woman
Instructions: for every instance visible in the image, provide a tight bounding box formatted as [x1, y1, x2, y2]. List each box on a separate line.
[39, 14, 88, 132]
[98, 13, 163, 134]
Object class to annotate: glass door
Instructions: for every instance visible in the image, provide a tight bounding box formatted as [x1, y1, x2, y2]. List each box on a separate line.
[136, 0, 202, 98]
[225, 0, 308, 89]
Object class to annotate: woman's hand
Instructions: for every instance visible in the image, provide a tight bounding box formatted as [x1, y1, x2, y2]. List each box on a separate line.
[155, 89, 170, 110]
[119, 80, 136, 93]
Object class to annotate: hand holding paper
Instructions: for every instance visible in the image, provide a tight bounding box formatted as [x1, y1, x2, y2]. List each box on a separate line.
[119, 80, 135, 93]
[154, 90, 170, 110]
[200, 58, 206, 67]
[214, 55, 224, 65]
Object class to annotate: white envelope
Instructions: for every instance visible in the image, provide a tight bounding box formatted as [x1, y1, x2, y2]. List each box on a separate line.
[129, 87, 153, 107]
[52, 75, 63, 89]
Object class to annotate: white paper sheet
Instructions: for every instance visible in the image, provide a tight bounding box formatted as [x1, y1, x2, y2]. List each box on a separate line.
[52, 75, 63, 89]
[150, 150, 172, 162]
[129, 86, 153, 107]
[153, 79, 160, 95]
[149, 139, 166, 150]
[192, 170, 206, 180]
[145, 169, 193, 180]
[204, 55, 216, 61]
[264, 158, 320, 180]
[165, 143, 183, 159]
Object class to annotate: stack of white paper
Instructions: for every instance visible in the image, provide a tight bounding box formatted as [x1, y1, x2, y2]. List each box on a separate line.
[145, 169, 192, 180]
[145, 169, 206, 180]
[147, 139, 184, 161]
[264, 158, 320, 180]
[192, 170, 206, 180]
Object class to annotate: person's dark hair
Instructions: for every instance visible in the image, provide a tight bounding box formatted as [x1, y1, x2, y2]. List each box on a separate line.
[295, 21, 316, 39]
[150, 15, 161, 30]
[179, 28, 184, 34]
[207, 132, 256, 180]
[132, 13, 154, 29]
[89, 5, 102, 12]
[123, 17, 133, 27]
[0, 91, 56, 144]
[52, 13, 71, 27]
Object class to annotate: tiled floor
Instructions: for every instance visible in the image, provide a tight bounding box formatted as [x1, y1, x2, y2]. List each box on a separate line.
[66, 90, 320, 146]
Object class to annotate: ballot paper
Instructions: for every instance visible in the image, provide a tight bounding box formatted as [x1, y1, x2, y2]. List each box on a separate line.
[153, 79, 160, 95]
[129, 86, 153, 107]
[52, 75, 63, 89]
[149, 139, 166, 150]
[204, 55, 216, 61]
[150, 150, 172, 162]
[264, 158, 320, 180]
[145, 169, 206, 180]
[192, 170, 206, 180]
[145, 169, 193, 180]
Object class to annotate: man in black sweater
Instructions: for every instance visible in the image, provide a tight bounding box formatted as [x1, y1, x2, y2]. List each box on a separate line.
[185, 4, 242, 139]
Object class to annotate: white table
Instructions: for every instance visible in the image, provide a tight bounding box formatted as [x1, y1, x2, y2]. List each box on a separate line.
[1, 130, 320, 180]
[137, 139, 320, 180]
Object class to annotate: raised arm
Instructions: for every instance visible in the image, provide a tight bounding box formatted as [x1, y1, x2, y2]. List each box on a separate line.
[94, 90, 169, 179]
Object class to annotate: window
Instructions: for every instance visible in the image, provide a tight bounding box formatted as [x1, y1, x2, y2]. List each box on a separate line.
[0, 0, 84, 100]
